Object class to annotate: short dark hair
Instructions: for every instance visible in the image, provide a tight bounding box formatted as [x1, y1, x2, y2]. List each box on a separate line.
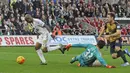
[108, 12, 115, 19]
[97, 40, 105, 49]
[25, 14, 32, 21]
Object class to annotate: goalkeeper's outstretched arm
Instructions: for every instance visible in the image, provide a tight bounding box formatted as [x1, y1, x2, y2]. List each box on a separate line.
[71, 44, 90, 48]
[65, 44, 91, 50]
[96, 52, 116, 68]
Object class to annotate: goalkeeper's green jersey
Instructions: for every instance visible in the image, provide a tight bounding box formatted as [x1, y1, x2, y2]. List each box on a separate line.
[72, 44, 107, 66]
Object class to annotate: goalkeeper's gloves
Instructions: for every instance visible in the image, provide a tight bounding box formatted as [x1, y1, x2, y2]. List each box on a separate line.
[77, 63, 80, 67]
[106, 65, 116, 68]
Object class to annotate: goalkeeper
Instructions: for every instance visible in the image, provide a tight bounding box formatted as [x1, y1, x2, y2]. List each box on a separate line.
[66, 40, 116, 68]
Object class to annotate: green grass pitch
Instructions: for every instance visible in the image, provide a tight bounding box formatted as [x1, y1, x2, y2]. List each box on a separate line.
[0, 46, 130, 73]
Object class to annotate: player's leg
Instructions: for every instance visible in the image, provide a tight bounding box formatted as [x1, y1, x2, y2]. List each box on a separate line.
[115, 46, 129, 66]
[110, 41, 128, 66]
[41, 40, 48, 53]
[114, 39, 129, 66]
[70, 55, 86, 67]
[42, 44, 64, 53]
[104, 39, 109, 50]
[35, 34, 47, 65]
[41, 33, 58, 53]
[106, 40, 109, 50]
[118, 38, 130, 57]
[47, 44, 64, 52]
[110, 39, 130, 57]
[42, 33, 65, 54]
[110, 42, 118, 59]
[124, 48, 130, 57]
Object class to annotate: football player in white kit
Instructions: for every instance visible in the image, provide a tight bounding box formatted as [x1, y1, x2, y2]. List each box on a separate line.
[25, 14, 64, 65]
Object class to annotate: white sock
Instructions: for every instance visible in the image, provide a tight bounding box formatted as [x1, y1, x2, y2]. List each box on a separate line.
[36, 49, 46, 63]
[47, 45, 61, 52]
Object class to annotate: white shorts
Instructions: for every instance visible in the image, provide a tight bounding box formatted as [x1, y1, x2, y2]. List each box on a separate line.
[37, 32, 52, 47]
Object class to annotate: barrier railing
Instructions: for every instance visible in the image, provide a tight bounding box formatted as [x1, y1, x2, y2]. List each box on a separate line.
[0, 35, 130, 46]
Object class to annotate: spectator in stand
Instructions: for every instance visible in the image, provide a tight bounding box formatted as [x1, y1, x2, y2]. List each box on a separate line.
[94, 4, 100, 17]
[14, 19, 22, 35]
[48, 15, 53, 29]
[27, 5, 36, 17]
[100, 6, 107, 17]
[67, 21, 73, 34]
[0, 14, 4, 35]
[53, 22, 62, 35]
[41, 10, 46, 22]
[118, 5, 125, 17]
[63, 22, 70, 34]
[121, 26, 129, 44]
[121, 26, 128, 35]
[118, 0, 127, 16]
[103, 1, 112, 12]
[1, 0, 130, 36]
[3, 19, 10, 35]
[34, 8, 41, 19]
[127, 24, 130, 35]
[127, 1, 130, 17]
[51, 15, 57, 30]
[32, 0, 41, 10]
[57, 15, 66, 28]
[54, 5, 60, 19]
[0, 14, 2, 27]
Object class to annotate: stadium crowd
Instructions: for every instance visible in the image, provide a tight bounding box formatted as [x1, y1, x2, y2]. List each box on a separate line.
[0, 0, 130, 35]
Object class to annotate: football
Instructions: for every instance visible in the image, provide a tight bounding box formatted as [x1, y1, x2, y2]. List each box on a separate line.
[16, 56, 25, 64]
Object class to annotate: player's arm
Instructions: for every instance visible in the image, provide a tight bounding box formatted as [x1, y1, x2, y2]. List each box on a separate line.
[98, 25, 105, 38]
[96, 52, 116, 68]
[38, 19, 55, 38]
[65, 44, 91, 51]
[44, 24, 55, 38]
[71, 44, 90, 47]
[96, 52, 107, 67]
[37, 19, 52, 33]
[66, 44, 90, 48]
[44, 24, 52, 33]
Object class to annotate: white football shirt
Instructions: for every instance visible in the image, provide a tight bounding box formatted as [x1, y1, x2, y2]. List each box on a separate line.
[31, 18, 49, 34]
